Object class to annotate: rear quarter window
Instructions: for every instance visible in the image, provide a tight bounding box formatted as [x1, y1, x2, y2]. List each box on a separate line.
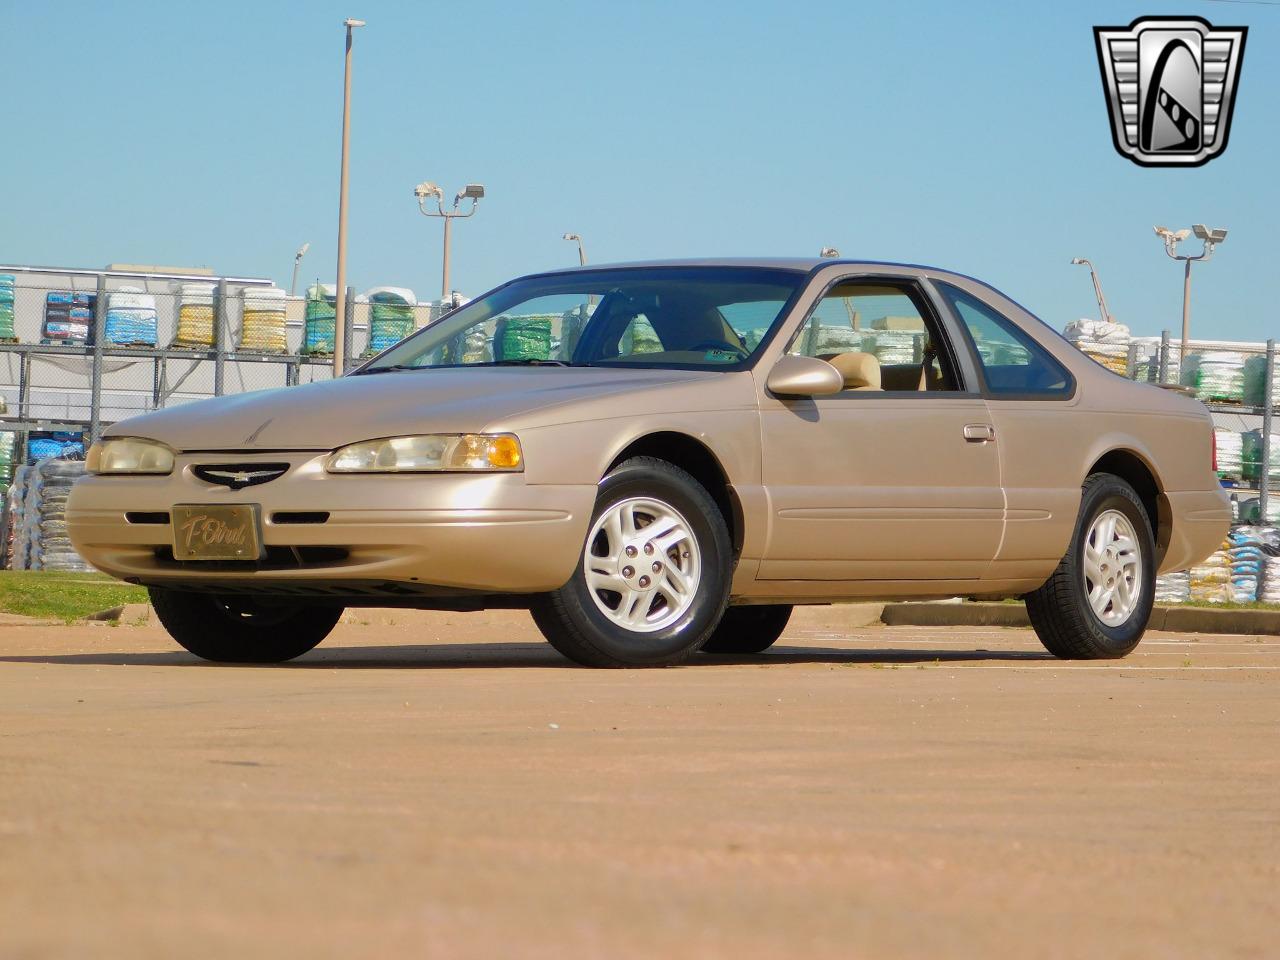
[938, 282, 1073, 397]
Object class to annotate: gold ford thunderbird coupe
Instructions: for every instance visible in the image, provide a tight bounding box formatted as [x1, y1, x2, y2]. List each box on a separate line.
[67, 259, 1230, 667]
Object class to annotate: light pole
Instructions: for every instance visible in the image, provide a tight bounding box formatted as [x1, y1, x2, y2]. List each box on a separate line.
[416, 181, 484, 301]
[290, 242, 310, 297]
[563, 233, 587, 266]
[1155, 223, 1227, 363]
[1069, 257, 1114, 325]
[333, 17, 365, 376]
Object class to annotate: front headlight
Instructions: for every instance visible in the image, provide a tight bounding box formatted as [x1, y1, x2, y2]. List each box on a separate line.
[326, 433, 523, 473]
[86, 437, 176, 475]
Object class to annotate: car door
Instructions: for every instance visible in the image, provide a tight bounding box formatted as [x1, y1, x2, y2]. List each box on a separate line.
[931, 278, 1084, 585]
[756, 275, 1004, 582]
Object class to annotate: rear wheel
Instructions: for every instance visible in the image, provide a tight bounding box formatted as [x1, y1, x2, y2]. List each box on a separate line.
[149, 587, 342, 663]
[1025, 473, 1155, 659]
[531, 457, 732, 667]
[700, 604, 793, 655]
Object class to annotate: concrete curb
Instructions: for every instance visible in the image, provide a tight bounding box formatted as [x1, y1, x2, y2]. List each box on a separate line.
[881, 601, 1280, 636]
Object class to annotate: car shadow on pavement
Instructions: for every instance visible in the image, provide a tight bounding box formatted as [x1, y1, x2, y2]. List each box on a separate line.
[0, 642, 1052, 669]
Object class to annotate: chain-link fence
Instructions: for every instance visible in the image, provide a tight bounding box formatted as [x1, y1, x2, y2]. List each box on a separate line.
[0, 267, 443, 462]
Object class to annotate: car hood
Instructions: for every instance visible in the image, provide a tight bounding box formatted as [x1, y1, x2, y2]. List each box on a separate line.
[104, 367, 727, 451]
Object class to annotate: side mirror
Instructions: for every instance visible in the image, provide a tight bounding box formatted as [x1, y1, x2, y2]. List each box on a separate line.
[765, 355, 844, 397]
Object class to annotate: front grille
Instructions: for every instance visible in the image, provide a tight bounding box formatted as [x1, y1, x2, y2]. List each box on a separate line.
[272, 511, 329, 525]
[126, 511, 170, 525]
[152, 545, 348, 570]
[192, 462, 290, 490]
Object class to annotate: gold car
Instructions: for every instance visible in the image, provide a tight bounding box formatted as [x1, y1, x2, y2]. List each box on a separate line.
[68, 260, 1230, 667]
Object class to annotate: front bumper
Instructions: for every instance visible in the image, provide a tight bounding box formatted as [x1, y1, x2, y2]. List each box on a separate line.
[67, 452, 597, 597]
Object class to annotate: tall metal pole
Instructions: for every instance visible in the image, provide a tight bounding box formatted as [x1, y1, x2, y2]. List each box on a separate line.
[441, 215, 452, 301]
[333, 18, 364, 378]
[89, 274, 107, 441]
[1180, 258, 1192, 364]
[1262, 339, 1275, 524]
[290, 260, 302, 299]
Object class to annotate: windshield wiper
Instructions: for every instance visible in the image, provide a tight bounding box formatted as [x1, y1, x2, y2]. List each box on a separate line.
[485, 358, 569, 366]
[352, 364, 424, 375]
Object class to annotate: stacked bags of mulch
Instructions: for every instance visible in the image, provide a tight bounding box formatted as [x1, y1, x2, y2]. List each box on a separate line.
[1243, 355, 1280, 407]
[557, 304, 592, 360]
[5, 464, 32, 569]
[22, 458, 91, 572]
[172, 283, 217, 348]
[498, 315, 554, 360]
[104, 286, 158, 346]
[303, 283, 337, 355]
[0, 431, 16, 489]
[1131, 340, 1181, 383]
[862, 318, 922, 365]
[1215, 428, 1243, 480]
[1154, 570, 1191, 604]
[1063, 318, 1130, 375]
[42, 291, 95, 343]
[1188, 540, 1233, 603]
[1227, 527, 1268, 603]
[239, 286, 288, 353]
[799, 323, 863, 357]
[1184, 351, 1246, 403]
[27, 432, 83, 461]
[0, 275, 15, 341]
[365, 287, 416, 355]
[1241, 430, 1280, 485]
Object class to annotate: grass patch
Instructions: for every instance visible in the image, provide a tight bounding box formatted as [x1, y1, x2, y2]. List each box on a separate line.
[0, 571, 147, 622]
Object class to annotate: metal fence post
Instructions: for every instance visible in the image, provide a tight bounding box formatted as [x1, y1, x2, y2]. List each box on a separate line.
[1261, 339, 1275, 524]
[343, 286, 356, 374]
[1158, 330, 1171, 385]
[214, 279, 227, 396]
[17, 349, 30, 420]
[89, 273, 107, 441]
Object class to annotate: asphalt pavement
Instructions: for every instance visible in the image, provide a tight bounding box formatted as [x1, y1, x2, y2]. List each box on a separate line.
[1, 608, 1276, 959]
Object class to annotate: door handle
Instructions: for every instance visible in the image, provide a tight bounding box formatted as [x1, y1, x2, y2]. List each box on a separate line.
[963, 423, 996, 442]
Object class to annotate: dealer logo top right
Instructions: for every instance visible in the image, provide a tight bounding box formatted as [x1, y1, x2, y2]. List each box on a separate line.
[1094, 16, 1247, 167]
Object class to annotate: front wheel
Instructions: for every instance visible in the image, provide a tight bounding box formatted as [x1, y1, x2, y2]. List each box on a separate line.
[531, 457, 732, 667]
[149, 588, 343, 663]
[1025, 473, 1155, 659]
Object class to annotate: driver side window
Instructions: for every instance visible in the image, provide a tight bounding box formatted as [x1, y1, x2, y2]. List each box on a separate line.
[788, 282, 959, 392]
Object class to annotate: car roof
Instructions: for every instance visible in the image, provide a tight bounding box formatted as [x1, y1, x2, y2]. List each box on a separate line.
[529, 257, 966, 276]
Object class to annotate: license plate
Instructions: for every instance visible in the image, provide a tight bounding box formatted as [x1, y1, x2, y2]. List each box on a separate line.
[171, 504, 262, 561]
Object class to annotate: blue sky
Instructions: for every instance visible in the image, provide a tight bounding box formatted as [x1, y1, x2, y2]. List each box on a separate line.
[2, 0, 1277, 340]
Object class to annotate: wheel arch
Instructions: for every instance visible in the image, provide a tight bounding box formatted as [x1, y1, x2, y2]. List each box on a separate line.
[1086, 447, 1166, 562]
[606, 431, 742, 556]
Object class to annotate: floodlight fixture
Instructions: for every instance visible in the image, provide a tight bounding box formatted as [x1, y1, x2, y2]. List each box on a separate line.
[1153, 222, 1230, 364]
[820, 246, 840, 258]
[415, 179, 485, 298]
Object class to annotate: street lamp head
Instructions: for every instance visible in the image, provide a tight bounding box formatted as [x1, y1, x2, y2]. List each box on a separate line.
[295, 242, 310, 261]
[820, 246, 840, 258]
[344, 18, 366, 28]
[414, 181, 442, 200]
[1070, 257, 1087, 265]
[563, 233, 580, 242]
[1193, 224, 1228, 244]
[459, 184, 485, 200]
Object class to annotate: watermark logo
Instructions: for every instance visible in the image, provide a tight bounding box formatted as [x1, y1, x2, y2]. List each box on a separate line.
[1094, 16, 1246, 167]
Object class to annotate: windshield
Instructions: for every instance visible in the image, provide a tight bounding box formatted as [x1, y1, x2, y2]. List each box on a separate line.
[358, 266, 805, 373]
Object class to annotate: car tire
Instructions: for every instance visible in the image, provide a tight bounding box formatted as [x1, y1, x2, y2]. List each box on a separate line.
[531, 456, 732, 667]
[1025, 473, 1155, 660]
[700, 604, 793, 655]
[149, 587, 343, 663]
